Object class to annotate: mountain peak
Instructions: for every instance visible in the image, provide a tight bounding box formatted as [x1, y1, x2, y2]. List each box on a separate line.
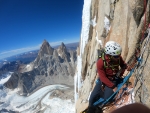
[58, 42, 67, 54]
[61, 42, 65, 46]
[35, 40, 54, 63]
[42, 40, 52, 48]
[57, 42, 71, 62]
[41, 40, 53, 53]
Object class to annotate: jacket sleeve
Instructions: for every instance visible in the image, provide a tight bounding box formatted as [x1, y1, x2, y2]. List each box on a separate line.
[97, 58, 115, 88]
[119, 56, 127, 76]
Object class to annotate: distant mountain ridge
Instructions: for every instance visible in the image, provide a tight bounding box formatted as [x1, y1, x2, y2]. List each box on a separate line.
[4, 40, 77, 96]
[0, 42, 78, 63]
[54, 42, 79, 50]
[0, 42, 79, 72]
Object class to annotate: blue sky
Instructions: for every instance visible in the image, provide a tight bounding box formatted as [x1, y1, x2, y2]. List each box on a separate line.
[0, 0, 83, 59]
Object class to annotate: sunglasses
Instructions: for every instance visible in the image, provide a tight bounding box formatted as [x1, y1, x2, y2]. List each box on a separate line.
[112, 55, 120, 59]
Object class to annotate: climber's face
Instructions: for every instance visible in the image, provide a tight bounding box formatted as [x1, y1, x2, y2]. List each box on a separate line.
[112, 55, 120, 59]
[111, 55, 120, 61]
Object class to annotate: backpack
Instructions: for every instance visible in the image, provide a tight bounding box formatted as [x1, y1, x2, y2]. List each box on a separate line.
[90, 48, 120, 73]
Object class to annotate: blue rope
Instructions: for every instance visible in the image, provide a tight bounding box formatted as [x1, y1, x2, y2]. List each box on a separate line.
[114, 86, 128, 106]
[93, 68, 135, 107]
[93, 98, 105, 106]
[117, 87, 128, 100]
[93, 56, 143, 107]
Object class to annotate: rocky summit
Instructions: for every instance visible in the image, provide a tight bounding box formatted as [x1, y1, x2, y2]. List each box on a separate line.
[4, 40, 77, 96]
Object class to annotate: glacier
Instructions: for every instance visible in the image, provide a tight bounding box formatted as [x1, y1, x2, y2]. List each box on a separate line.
[0, 73, 75, 113]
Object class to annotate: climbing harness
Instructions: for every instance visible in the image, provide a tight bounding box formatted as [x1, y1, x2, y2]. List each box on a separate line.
[97, 49, 121, 73]
[90, 48, 120, 69]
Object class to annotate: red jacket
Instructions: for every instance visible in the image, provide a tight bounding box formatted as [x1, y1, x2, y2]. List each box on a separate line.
[97, 55, 127, 88]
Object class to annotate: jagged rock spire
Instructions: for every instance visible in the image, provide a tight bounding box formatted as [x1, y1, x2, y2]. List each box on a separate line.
[57, 42, 68, 55]
[57, 42, 70, 62]
[41, 40, 54, 55]
[35, 40, 54, 63]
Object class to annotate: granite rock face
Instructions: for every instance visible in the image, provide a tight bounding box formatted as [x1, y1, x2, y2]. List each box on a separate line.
[75, 0, 150, 112]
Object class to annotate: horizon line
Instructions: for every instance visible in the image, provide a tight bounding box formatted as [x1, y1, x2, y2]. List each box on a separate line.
[0, 41, 79, 60]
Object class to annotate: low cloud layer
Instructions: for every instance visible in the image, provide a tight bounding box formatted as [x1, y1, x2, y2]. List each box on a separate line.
[0, 40, 78, 60]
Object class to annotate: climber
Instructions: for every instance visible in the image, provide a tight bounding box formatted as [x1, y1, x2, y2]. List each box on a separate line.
[87, 41, 131, 112]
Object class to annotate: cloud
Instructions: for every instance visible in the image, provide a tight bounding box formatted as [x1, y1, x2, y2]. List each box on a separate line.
[0, 45, 41, 60]
[49, 41, 62, 46]
[0, 40, 79, 60]
[0, 41, 62, 59]
[0, 45, 41, 54]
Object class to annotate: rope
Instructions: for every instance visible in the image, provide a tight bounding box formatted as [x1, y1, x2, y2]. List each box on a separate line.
[114, 87, 128, 106]
[129, 0, 148, 68]
[133, 29, 150, 93]
[93, 41, 147, 106]
[139, 29, 150, 61]
[93, 67, 135, 107]
[130, 0, 149, 102]
[93, 30, 150, 108]
[141, 0, 147, 43]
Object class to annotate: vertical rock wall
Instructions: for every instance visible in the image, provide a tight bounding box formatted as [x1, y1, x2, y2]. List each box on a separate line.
[76, 0, 150, 112]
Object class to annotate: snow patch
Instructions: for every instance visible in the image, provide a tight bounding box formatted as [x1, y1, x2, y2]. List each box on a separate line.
[90, 16, 97, 27]
[96, 31, 103, 47]
[0, 85, 75, 113]
[0, 72, 13, 85]
[75, 0, 92, 102]
[80, 0, 92, 55]
[104, 16, 110, 35]
[41, 96, 74, 113]
[25, 63, 33, 72]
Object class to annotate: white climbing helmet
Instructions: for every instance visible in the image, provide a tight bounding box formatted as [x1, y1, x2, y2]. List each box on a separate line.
[104, 41, 122, 56]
